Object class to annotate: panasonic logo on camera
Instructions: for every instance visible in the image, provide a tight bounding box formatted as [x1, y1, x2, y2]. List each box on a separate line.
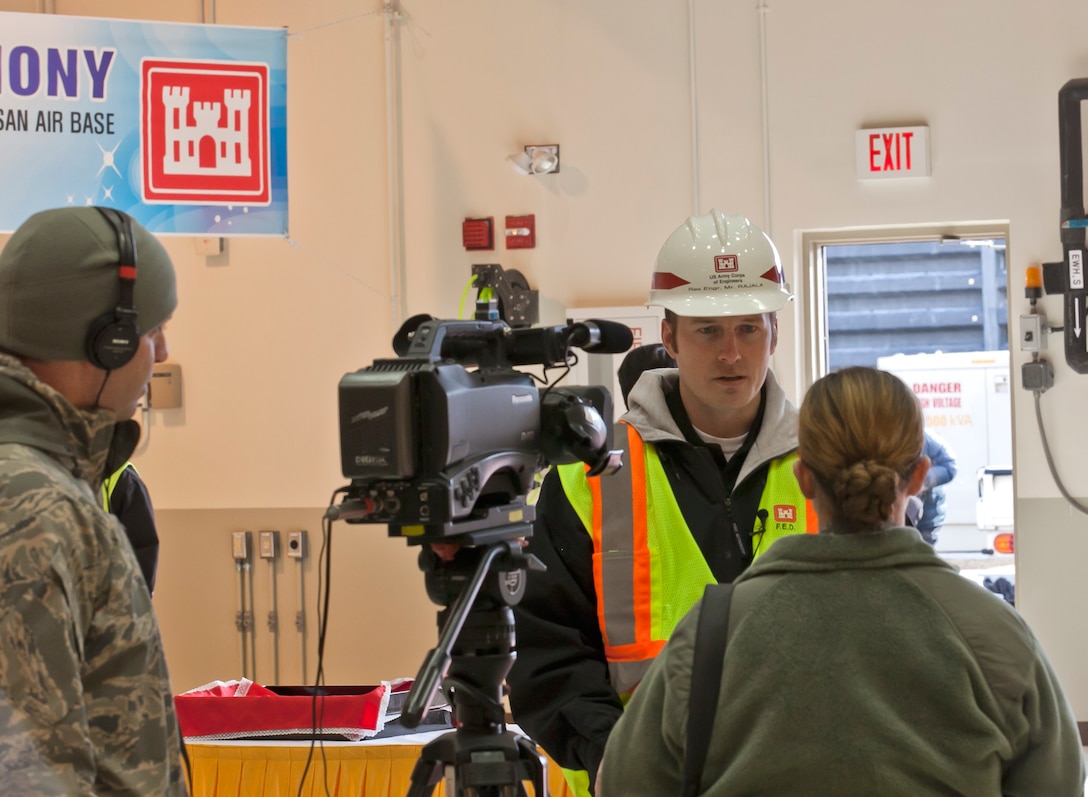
[352, 406, 389, 423]
[511, 394, 534, 405]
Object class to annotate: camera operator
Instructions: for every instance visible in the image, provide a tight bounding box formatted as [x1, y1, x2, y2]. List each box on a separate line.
[506, 210, 814, 796]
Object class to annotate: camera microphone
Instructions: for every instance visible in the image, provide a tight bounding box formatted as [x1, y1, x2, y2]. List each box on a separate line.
[566, 319, 634, 354]
[387, 316, 634, 369]
[496, 319, 634, 367]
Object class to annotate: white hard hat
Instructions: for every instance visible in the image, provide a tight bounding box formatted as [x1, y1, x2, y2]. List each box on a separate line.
[648, 210, 792, 316]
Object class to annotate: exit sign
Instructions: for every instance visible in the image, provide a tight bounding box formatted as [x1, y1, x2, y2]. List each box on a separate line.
[856, 125, 930, 179]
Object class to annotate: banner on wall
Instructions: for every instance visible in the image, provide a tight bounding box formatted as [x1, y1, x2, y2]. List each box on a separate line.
[0, 12, 287, 236]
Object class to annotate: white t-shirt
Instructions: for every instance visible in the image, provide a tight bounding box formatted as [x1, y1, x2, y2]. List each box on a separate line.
[693, 427, 746, 460]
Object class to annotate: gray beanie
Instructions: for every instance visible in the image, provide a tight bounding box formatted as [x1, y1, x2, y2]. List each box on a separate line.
[0, 206, 178, 362]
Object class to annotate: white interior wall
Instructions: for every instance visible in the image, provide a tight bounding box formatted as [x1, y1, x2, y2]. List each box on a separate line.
[761, 0, 1088, 716]
[2, 0, 1084, 725]
[398, 2, 701, 323]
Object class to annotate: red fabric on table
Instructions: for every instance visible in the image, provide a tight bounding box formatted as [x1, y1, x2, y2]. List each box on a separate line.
[175, 679, 408, 741]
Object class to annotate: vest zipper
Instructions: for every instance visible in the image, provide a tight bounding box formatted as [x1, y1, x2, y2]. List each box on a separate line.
[724, 496, 748, 558]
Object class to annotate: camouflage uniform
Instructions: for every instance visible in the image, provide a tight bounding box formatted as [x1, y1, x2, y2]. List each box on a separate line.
[0, 354, 187, 796]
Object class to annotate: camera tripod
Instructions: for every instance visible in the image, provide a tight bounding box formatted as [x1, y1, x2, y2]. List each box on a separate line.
[399, 512, 549, 797]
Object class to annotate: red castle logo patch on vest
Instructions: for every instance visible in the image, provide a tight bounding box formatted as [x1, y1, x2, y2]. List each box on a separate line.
[774, 504, 797, 523]
[141, 58, 271, 205]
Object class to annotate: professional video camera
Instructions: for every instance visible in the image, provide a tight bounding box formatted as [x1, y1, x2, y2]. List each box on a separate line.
[330, 313, 632, 541]
[326, 310, 632, 796]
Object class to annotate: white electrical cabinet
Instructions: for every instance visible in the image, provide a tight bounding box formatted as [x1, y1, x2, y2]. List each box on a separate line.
[877, 350, 1011, 526]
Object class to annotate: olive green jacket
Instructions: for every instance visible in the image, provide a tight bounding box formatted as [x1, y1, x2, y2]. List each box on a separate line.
[599, 528, 1085, 796]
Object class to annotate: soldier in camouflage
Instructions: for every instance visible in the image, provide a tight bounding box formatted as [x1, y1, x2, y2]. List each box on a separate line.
[0, 207, 187, 795]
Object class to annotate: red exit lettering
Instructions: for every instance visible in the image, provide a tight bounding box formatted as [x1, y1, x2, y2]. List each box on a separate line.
[869, 131, 915, 173]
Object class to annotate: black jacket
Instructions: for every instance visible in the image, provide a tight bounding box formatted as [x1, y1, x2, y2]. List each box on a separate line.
[105, 464, 160, 593]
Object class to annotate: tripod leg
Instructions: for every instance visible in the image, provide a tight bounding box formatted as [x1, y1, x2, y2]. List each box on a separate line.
[406, 539, 550, 796]
[406, 746, 444, 797]
[515, 736, 548, 796]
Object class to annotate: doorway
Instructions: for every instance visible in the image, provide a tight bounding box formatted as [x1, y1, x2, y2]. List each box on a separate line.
[800, 225, 1014, 573]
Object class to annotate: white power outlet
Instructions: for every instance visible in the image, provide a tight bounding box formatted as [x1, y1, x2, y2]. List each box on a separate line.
[231, 530, 251, 561]
[258, 530, 279, 560]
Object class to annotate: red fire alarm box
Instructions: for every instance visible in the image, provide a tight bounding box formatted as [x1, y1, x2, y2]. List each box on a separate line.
[462, 217, 494, 250]
[505, 215, 535, 249]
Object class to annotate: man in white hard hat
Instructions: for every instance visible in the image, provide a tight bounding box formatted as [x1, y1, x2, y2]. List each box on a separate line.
[508, 210, 814, 797]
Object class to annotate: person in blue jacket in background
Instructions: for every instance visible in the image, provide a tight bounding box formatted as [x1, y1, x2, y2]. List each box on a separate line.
[915, 430, 957, 545]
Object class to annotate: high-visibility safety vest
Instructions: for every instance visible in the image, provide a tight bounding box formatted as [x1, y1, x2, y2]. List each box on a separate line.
[555, 421, 815, 797]
[101, 462, 136, 513]
[559, 421, 813, 693]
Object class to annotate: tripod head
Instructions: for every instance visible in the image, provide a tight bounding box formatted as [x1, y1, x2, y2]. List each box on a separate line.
[399, 506, 549, 796]
[403, 516, 542, 728]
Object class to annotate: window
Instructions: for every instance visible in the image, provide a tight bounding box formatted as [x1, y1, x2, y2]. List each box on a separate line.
[822, 239, 1007, 370]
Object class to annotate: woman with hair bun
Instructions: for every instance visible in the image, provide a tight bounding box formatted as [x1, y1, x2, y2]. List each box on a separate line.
[598, 366, 1085, 797]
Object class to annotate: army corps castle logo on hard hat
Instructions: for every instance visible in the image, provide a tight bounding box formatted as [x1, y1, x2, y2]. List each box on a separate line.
[648, 210, 792, 317]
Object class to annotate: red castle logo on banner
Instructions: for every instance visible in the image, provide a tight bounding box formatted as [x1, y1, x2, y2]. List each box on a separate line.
[140, 58, 270, 205]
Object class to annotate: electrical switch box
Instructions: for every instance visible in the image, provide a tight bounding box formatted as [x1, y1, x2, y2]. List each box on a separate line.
[149, 363, 182, 409]
[194, 236, 224, 256]
[286, 530, 308, 560]
[231, 531, 252, 561]
[462, 217, 494, 250]
[1019, 314, 1045, 352]
[1022, 359, 1054, 392]
[505, 215, 536, 249]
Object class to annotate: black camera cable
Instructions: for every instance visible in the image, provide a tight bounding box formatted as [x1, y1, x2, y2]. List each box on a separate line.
[296, 486, 346, 797]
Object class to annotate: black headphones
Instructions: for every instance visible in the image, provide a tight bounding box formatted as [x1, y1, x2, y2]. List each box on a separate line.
[85, 207, 140, 370]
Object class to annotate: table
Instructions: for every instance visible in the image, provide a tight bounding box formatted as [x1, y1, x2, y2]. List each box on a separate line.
[186, 729, 575, 796]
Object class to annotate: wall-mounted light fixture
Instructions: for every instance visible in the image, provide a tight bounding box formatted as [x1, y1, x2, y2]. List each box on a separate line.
[507, 144, 560, 175]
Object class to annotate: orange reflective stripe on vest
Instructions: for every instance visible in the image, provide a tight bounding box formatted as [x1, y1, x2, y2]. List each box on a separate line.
[590, 423, 662, 663]
[577, 423, 713, 694]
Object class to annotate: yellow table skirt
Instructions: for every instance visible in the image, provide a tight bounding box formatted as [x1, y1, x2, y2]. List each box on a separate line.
[186, 733, 575, 797]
